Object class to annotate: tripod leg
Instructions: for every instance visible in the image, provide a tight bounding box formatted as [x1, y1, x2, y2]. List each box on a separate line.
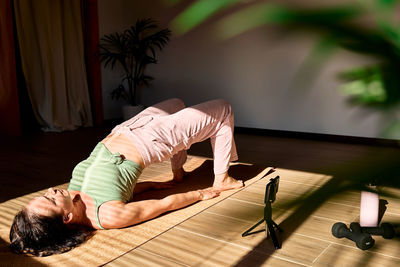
[242, 219, 265, 237]
[267, 220, 281, 249]
[271, 220, 283, 232]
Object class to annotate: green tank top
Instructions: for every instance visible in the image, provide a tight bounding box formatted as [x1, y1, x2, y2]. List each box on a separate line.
[68, 143, 143, 229]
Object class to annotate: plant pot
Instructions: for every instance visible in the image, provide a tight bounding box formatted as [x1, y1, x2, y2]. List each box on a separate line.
[122, 105, 144, 121]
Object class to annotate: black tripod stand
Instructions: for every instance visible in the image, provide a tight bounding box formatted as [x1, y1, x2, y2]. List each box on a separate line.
[242, 176, 283, 249]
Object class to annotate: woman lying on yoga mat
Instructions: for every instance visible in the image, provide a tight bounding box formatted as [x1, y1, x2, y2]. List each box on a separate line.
[9, 98, 243, 257]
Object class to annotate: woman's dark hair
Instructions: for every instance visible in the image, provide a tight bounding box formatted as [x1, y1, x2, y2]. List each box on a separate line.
[9, 209, 93, 257]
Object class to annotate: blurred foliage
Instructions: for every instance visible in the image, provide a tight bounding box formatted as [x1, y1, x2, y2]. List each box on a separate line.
[171, 0, 239, 34]
[168, 0, 400, 137]
[339, 66, 387, 105]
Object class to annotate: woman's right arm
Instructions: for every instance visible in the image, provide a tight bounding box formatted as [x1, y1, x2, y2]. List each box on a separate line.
[99, 188, 220, 229]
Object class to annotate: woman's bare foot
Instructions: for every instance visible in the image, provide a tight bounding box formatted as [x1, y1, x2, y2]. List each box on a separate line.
[213, 173, 244, 191]
[172, 167, 188, 183]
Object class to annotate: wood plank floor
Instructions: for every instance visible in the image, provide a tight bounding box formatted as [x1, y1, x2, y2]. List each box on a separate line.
[1, 127, 400, 266]
[106, 168, 400, 267]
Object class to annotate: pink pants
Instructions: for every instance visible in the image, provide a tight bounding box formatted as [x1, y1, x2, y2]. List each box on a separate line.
[112, 98, 238, 175]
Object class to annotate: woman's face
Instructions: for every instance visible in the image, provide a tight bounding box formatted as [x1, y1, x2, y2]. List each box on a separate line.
[27, 188, 74, 218]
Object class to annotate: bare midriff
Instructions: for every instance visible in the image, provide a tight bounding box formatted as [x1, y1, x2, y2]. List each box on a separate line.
[101, 132, 145, 169]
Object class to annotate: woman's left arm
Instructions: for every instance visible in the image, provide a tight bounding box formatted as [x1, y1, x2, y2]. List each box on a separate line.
[99, 188, 219, 229]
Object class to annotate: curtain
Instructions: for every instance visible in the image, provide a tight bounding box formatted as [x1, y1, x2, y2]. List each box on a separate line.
[82, 0, 103, 126]
[13, 0, 93, 131]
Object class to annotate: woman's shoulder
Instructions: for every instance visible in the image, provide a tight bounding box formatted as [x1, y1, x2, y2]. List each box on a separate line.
[75, 190, 126, 229]
[97, 200, 126, 229]
[72, 191, 107, 230]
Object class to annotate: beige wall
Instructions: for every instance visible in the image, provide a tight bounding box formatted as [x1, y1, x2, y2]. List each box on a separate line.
[98, 0, 398, 139]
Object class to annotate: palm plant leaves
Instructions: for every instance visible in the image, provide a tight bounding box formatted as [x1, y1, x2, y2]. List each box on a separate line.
[99, 18, 171, 105]
[99, 32, 129, 71]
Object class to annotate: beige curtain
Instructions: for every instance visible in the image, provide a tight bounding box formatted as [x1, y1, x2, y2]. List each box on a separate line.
[14, 0, 93, 131]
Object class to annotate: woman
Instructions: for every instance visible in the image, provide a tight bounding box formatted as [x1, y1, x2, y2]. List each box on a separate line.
[9, 98, 243, 256]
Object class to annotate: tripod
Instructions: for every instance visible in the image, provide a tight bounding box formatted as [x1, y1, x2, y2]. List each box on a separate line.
[242, 176, 283, 249]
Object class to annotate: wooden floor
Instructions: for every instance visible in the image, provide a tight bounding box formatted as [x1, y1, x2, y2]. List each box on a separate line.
[107, 169, 400, 267]
[1, 127, 400, 266]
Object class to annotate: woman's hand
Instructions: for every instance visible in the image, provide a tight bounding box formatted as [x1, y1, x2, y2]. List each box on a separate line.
[197, 187, 220, 201]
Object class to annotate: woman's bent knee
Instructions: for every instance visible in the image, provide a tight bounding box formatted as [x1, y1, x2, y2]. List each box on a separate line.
[214, 99, 233, 116]
[169, 98, 186, 111]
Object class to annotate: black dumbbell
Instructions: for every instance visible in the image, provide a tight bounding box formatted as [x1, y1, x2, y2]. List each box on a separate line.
[350, 222, 395, 239]
[332, 222, 375, 250]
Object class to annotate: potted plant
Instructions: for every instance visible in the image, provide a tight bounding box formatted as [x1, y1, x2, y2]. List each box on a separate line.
[99, 18, 171, 120]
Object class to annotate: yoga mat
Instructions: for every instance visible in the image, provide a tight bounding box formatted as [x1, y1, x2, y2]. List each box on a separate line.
[0, 155, 272, 267]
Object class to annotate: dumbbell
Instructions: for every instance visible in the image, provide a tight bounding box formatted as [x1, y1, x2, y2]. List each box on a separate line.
[331, 222, 375, 250]
[350, 222, 395, 239]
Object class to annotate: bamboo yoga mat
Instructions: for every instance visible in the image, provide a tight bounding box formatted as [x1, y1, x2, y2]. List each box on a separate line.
[0, 155, 272, 267]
